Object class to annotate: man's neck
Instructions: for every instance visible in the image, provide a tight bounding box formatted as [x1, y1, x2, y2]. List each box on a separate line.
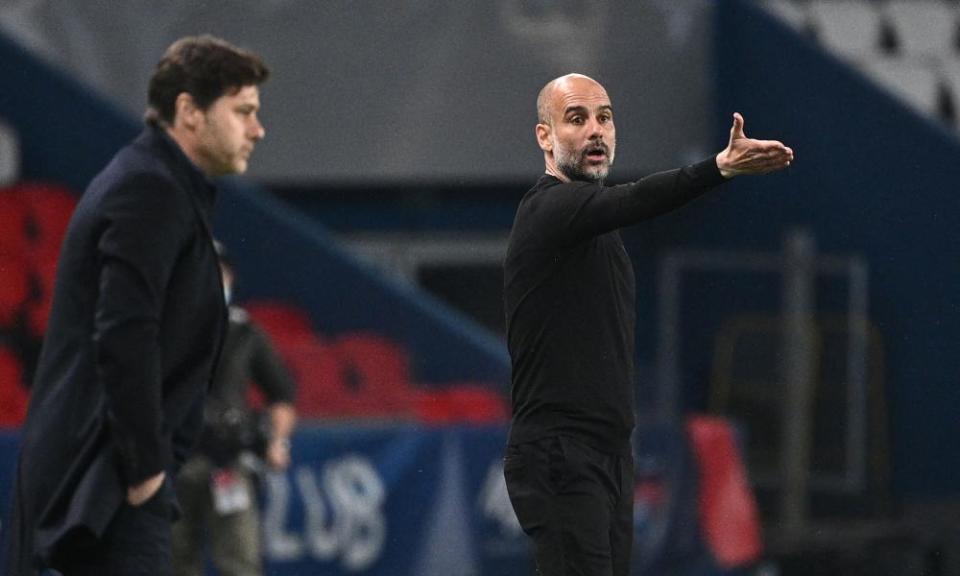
[164, 124, 209, 176]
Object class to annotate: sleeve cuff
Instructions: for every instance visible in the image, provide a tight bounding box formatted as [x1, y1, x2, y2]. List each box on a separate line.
[117, 434, 173, 486]
[690, 156, 727, 186]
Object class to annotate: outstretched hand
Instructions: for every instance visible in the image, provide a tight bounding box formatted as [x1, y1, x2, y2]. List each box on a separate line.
[715, 113, 794, 178]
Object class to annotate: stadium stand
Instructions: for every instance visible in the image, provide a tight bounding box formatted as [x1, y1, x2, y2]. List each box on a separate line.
[883, 0, 959, 60]
[247, 301, 508, 422]
[860, 57, 943, 117]
[764, 0, 960, 128]
[0, 181, 79, 409]
[806, 0, 888, 59]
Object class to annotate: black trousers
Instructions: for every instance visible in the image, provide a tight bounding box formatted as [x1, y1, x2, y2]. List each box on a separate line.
[504, 435, 634, 576]
[45, 486, 173, 576]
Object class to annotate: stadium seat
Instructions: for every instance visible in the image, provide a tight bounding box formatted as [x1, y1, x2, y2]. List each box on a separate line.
[282, 333, 417, 420]
[0, 346, 29, 426]
[333, 333, 416, 416]
[17, 182, 77, 261]
[807, 0, 886, 59]
[242, 301, 501, 422]
[245, 300, 316, 348]
[414, 384, 508, 424]
[760, 0, 811, 35]
[686, 415, 763, 569]
[860, 57, 942, 118]
[0, 257, 30, 328]
[937, 61, 960, 123]
[0, 189, 29, 258]
[283, 337, 347, 419]
[884, 0, 959, 60]
[26, 256, 58, 337]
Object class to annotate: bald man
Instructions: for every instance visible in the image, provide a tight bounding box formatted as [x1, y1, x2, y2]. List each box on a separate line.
[502, 74, 793, 576]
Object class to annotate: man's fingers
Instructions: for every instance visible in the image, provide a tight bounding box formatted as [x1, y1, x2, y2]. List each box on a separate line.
[745, 140, 794, 163]
[730, 112, 745, 140]
[750, 138, 787, 151]
[736, 146, 793, 174]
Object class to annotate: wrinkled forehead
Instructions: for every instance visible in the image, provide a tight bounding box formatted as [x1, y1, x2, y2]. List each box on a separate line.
[550, 77, 611, 116]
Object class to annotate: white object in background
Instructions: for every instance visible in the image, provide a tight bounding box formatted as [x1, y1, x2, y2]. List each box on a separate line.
[808, 0, 885, 60]
[762, 0, 811, 34]
[860, 57, 941, 118]
[884, 0, 959, 61]
[0, 119, 21, 186]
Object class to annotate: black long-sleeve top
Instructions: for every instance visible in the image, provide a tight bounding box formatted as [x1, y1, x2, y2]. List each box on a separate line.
[503, 158, 726, 453]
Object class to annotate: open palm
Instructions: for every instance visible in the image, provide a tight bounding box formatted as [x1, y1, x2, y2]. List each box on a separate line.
[716, 113, 794, 178]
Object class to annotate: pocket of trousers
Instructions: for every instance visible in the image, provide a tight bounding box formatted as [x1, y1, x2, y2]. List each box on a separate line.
[503, 444, 526, 485]
[549, 436, 574, 494]
[128, 477, 170, 520]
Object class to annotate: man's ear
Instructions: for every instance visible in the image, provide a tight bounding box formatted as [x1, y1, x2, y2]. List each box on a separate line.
[536, 123, 553, 153]
[174, 92, 201, 130]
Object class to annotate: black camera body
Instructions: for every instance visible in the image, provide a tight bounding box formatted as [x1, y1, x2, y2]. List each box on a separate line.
[200, 406, 271, 467]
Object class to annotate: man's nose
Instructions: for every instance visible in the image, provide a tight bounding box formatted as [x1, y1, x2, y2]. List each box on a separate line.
[587, 117, 605, 137]
[250, 118, 265, 140]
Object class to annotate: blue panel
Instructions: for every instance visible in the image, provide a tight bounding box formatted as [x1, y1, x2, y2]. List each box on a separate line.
[651, 0, 960, 498]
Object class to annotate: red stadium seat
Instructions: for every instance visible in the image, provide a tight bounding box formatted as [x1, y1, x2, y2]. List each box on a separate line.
[413, 389, 457, 423]
[0, 183, 77, 336]
[245, 300, 316, 349]
[0, 257, 29, 328]
[0, 346, 29, 427]
[26, 256, 58, 337]
[282, 332, 418, 420]
[415, 384, 508, 424]
[333, 333, 413, 410]
[686, 415, 763, 568]
[283, 337, 344, 419]
[0, 189, 29, 258]
[17, 182, 76, 261]
[337, 333, 418, 417]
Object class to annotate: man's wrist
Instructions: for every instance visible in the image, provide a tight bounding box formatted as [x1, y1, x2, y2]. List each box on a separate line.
[715, 152, 735, 179]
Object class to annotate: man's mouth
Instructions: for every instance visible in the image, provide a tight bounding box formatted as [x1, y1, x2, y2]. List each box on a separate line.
[584, 145, 607, 162]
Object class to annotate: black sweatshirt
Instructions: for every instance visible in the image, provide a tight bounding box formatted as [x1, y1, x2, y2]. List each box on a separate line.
[503, 158, 726, 453]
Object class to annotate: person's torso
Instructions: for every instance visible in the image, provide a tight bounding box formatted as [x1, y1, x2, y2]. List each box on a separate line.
[23, 130, 227, 478]
[504, 177, 636, 452]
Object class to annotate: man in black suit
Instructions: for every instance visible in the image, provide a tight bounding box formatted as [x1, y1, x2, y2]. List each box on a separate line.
[5, 35, 269, 576]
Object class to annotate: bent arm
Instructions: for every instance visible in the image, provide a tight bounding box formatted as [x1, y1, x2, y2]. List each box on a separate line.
[94, 174, 189, 487]
[540, 157, 726, 247]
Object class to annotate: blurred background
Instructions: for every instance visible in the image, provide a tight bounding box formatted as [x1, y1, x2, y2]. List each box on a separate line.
[1, 0, 959, 574]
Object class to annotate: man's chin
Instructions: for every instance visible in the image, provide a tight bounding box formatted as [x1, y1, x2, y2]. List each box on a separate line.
[560, 164, 607, 183]
[581, 168, 609, 183]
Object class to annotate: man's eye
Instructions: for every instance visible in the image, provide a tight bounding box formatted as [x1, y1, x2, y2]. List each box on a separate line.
[570, 116, 583, 125]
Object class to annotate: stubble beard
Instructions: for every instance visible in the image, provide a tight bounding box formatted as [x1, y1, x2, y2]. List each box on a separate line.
[555, 144, 612, 185]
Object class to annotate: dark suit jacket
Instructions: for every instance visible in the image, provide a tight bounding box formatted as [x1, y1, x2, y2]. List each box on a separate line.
[5, 125, 227, 574]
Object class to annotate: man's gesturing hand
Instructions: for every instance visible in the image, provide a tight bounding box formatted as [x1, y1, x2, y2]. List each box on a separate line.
[715, 113, 794, 178]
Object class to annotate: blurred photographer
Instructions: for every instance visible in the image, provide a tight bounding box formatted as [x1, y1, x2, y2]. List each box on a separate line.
[172, 242, 297, 576]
